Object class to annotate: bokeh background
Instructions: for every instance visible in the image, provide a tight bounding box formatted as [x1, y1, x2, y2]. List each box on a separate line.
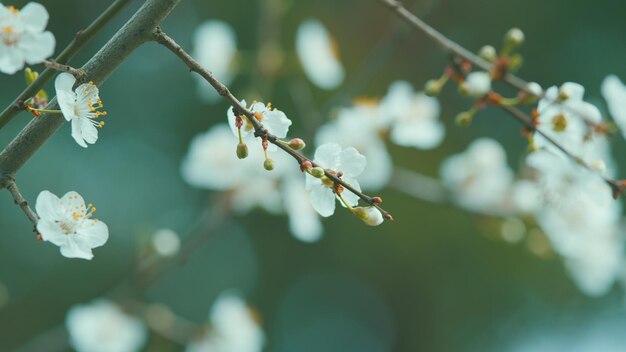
[2, 0, 626, 351]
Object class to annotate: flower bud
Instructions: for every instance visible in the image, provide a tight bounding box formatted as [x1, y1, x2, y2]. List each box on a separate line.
[459, 72, 491, 98]
[236, 143, 248, 159]
[310, 167, 325, 178]
[264, 158, 275, 171]
[25, 67, 38, 84]
[478, 45, 497, 62]
[526, 82, 542, 96]
[455, 111, 474, 127]
[353, 207, 384, 226]
[424, 79, 442, 96]
[504, 28, 525, 48]
[288, 138, 306, 150]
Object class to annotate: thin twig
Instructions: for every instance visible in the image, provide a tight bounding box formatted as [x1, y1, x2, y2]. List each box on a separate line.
[43, 60, 87, 79]
[377, 0, 625, 198]
[153, 29, 394, 221]
[375, 0, 602, 128]
[3, 178, 39, 225]
[0, 0, 132, 129]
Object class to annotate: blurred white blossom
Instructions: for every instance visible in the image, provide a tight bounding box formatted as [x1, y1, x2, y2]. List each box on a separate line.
[601, 74, 626, 138]
[0, 2, 55, 74]
[306, 143, 366, 217]
[460, 71, 491, 98]
[55, 73, 107, 148]
[186, 292, 264, 352]
[192, 20, 237, 103]
[152, 228, 181, 257]
[440, 138, 513, 214]
[380, 80, 445, 150]
[66, 300, 147, 352]
[36, 190, 108, 260]
[296, 19, 344, 89]
[227, 100, 292, 148]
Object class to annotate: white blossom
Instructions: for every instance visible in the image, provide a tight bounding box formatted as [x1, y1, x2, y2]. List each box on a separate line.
[295, 19, 344, 89]
[354, 206, 384, 226]
[193, 20, 237, 103]
[460, 71, 491, 98]
[35, 190, 108, 260]
[0, 2, 55, 74]
[440, 138, 513, 214]
[601, 74, 626, 138]
[535, 82, 601, 154]
[306, 143, 366, 217]
[55, 72, 107, 148]
[227, 100, 292, 147]
[282, 176, 323, 242]
[186, 292, 265, 352]
[380, 80, 445, 149]
[152, 228, 181, 257]
[66, 300, 147, 352]
[315, 103, 392, 190]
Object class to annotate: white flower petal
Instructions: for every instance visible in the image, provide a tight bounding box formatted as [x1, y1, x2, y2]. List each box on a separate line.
[313, 143, 341, 169]
[263, 109, 292, 138]
[71, 118, 88, 148]
[55, 73, 77, 120]
[18, 2, 49, 32]
[60, 239, 94, 260]
[37, 219, 68, 247]
[19, 31, 55, 64]
[76, 220, 109, 249]
[296, 19, 344, 89]
[602, 75, 626, 138]
[338, 147, 366, 177]
[0, 46, 25, 74]
[339, 176, 361, 207]
[308, 182, 336, 217]
[60, 191, 86, 212]
[35, 190, 63, 221]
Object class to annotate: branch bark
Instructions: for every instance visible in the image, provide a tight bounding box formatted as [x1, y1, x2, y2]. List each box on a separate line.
[0, 0, 181, 184]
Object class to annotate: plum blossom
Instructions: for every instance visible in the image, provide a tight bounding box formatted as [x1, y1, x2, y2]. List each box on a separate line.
[227, 100, 291, 150]
[193, 20, 237, 103]
[0, 2, 55, 74]
[296, 19, 344, 89]
[440, 138, 513, 214]
[380, 80, 445, 150]
[66, 300, 147, 352]
[55, 72, 107, 148]
[186, 292, 265, 352]
[601, 75, 626, 138]
[306, 143, 366, 217]
[315, 103, 392, 190]
[35, 190, 108, 260]
[534, 82, 601, 154]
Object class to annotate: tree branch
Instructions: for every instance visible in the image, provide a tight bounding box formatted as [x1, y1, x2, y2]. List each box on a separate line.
[43, 60, 87, 79]
[0, 0, 182, 185]
[153, 30, 394, 221]
[0, 0, 132, 129]
[2, 177, 39, 225]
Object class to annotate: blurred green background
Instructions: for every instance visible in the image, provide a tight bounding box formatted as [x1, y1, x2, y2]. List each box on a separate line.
[2, 0, 626, 351]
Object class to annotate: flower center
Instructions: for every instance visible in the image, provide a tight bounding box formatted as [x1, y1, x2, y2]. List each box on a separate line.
[1, 26, 19, 46]
[75, 82, 107, 128]
[59, 220, 77, 235]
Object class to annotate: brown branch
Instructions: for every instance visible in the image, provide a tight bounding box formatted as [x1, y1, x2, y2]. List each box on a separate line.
[375, 0, 603, 128]
[43, 60, 87, 79]
[153, 29, 394, 221]
[2, 177, 39, 225]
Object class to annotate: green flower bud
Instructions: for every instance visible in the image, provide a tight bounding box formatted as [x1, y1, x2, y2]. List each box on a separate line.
[504, 28, 525, 48]
[288, 138, 306, 150]
[236, 143, 248, 159]
[455, 111, 474, 127]
[264, 158, 275, 171]
[424, 79, 442, 96]
[478, 45, 497, 62]
[310, 167, 325, 178]
[25, 67, 38, 84]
